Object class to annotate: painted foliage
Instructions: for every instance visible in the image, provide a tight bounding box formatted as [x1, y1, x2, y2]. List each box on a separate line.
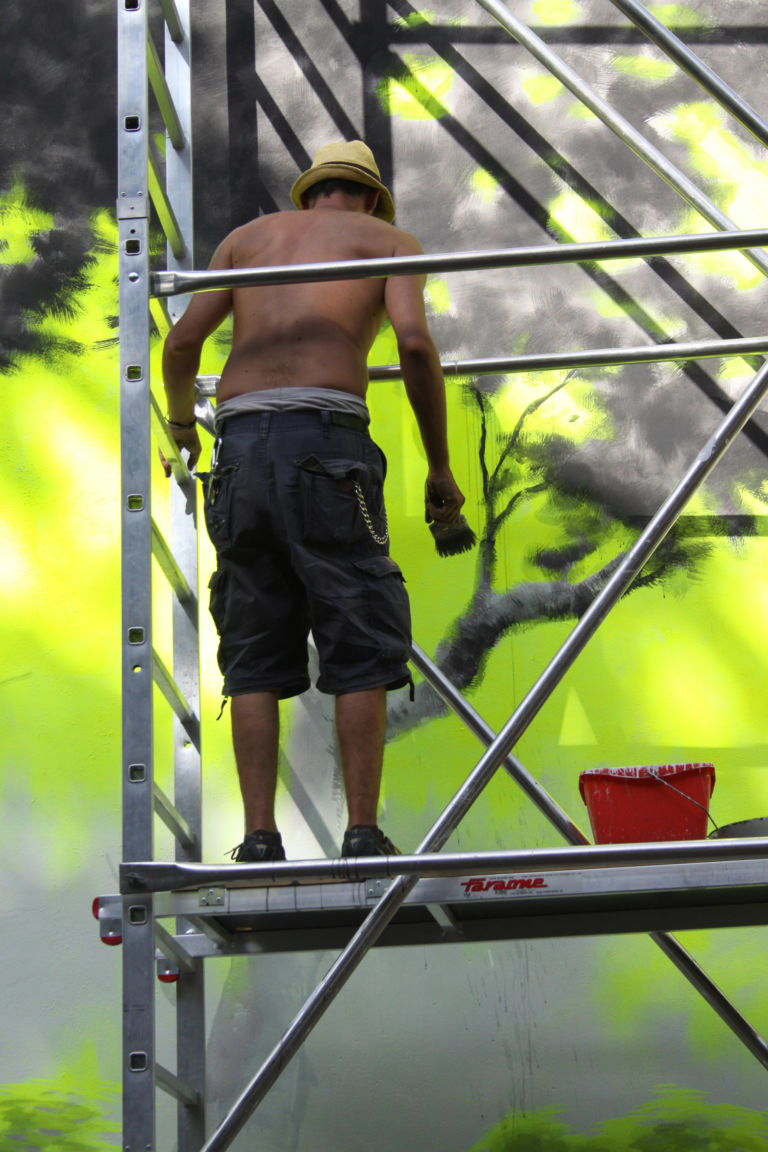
[2, 0, 768, 1149]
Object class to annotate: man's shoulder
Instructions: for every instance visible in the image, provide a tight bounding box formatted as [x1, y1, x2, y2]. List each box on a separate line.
[232, 210, 295, 238]
[388, 222, 423, 256]
[348, 214, 425, 258]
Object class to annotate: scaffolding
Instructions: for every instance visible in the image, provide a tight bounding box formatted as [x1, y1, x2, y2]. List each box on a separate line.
[101, 2, 768, 1149]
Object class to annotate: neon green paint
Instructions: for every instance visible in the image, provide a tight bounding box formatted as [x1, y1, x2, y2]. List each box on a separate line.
[532, 0, 583, 25]
[2, 202, 122, 822]
[368, 318, 399, 369]
[425, 277, 451, 315]
[471, 1087, 768, 1150]
[0, 1078, 119, 1150]
[652, 102, 768, 182]
[493, 372, 609, 449]
[590, 286, 689, 332]
[521, 70, 563, 105]
[597, 1088, 768, 1150]
[0, 181, 54, 264]
[547, 187, 614, 244]
[718, 357, 756, 384]
[611, 53, 676, 82]
[547, 187, 643, 276]
[648, 103, 768, 283]
[647, 3, 714, 31]
[672, 209, 762, 290]
[377, 54, 454, 120]
[393, 9, 436, 27]
[567, 100, 598, 121]
[471, 168, 499, 203]
[740, 481, 768, 514]
[4, 121, 768, 1116]
[559, 687, 599, 744]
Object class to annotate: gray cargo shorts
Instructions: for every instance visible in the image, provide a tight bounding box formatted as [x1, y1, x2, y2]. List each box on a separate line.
[202, 408, 412, 699]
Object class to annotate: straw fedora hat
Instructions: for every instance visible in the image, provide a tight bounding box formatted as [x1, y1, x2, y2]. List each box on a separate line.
[290, 140, 395, 223]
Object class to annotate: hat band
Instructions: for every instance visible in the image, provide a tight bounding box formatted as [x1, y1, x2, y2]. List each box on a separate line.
[313, 160, 382, 183]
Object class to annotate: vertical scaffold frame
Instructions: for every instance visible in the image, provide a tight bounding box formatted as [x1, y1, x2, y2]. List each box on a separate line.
[113, 3, 768, 1150]
[118, 0, 203, 1147]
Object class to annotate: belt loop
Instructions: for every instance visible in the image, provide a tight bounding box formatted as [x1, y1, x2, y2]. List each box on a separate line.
[259, 411, 270, 439]
[321, 409, 330, 439]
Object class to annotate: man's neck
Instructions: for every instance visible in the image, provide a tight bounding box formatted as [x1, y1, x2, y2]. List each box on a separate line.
[309, 192, 369, 215]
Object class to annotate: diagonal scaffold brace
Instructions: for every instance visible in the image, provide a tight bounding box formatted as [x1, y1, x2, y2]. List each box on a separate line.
[199, 345, 768, 1152]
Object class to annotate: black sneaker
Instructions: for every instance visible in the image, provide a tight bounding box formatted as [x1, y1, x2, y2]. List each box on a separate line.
[229, 830, 286, 863]
[341, 825, 401, 857]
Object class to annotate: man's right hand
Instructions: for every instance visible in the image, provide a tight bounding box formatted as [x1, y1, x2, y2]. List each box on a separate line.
[425, 469, 465, 525]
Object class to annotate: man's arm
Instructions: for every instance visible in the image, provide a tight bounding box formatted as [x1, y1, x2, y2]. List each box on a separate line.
[384, 233, 464, 523]
[162, 236, 234, 471]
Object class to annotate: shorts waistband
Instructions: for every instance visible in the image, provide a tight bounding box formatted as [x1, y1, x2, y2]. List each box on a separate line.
[220, 409, 369, 435]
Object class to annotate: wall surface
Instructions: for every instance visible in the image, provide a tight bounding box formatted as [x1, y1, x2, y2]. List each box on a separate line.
[3, 1, 768, 1149]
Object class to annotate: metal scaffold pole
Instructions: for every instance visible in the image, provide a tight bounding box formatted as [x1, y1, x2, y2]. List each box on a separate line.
[199, 350, 768, 1150]
[117, 0, 203, 1148]
[473, 0, 768, 279]
[107, 5, 768, 1150]
[117, 0, 156, 1145]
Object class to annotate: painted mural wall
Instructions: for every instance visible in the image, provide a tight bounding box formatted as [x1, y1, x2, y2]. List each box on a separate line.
[3, 0, 768, 1149]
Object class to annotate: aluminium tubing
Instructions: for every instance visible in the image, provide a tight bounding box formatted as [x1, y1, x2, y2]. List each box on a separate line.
[409, 642, 589, 846]
[192, 335, 768, 395]
[609, 0, 768, 150]
[413, 355, 768, 860]
[650, 930, 768, 1068]
[473, 0, 768, 280]
[122, 835, 768, 893]
[151, 227, 768, 297]
[369, 335, 768, 380]
[201, 360, 768, 1152]
[411, 650, 768, 1073]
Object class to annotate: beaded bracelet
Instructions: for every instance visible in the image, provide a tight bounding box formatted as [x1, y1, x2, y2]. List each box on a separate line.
[167, 417, 197, 429]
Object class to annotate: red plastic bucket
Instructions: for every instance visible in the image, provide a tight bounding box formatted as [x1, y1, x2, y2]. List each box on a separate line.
[578, 762, 716, 844]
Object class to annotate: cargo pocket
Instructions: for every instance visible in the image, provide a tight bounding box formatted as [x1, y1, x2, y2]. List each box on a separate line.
[203, 461, 240, 554]
[296, 455, 384, 547]
[208, 567, 229, 636]
[352, 554, 411, 657]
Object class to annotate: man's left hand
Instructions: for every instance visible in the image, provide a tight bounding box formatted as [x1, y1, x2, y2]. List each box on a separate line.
[161, 425, 202, 477]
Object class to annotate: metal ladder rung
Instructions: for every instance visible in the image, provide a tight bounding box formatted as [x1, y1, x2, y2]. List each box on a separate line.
[152, 648, 197, 729]
[157, 0, 184, 43]
[155, 921, 197, 973]
[156, 1062, 200, 1107]
[152, 518, 196, 607]
[426, 903, 464, 938]
[153, 782, 197, 851]
[182, 914, 236, 951]
[148, 148, 185, 260]
[149, 295, 173, 337]
[148, 32, 184, 149]
[150, 392, 195, 490]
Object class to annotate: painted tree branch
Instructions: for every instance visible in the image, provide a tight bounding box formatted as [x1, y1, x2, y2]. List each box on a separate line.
[389, 375, 706, 737]
[387, 537, 692, 736]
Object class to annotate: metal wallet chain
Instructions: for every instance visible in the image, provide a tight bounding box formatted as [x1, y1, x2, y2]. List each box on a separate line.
[353, 481, 389, 546]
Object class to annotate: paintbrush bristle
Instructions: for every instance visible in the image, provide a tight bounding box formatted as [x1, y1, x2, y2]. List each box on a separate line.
[429, 517, 477, 557]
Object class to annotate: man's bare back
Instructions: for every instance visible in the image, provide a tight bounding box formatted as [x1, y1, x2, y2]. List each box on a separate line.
[162, 180, 463, 521]
[161, 142, 466, 865]
[209, 206, 425, 402]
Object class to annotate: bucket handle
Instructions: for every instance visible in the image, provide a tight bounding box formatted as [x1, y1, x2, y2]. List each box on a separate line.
[647, 769, 720, 835]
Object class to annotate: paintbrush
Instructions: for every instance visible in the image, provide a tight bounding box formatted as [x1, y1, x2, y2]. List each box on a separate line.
[426, 485, 477, 557]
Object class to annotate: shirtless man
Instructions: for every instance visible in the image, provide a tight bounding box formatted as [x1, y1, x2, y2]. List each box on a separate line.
[162, 141, 464, 862]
